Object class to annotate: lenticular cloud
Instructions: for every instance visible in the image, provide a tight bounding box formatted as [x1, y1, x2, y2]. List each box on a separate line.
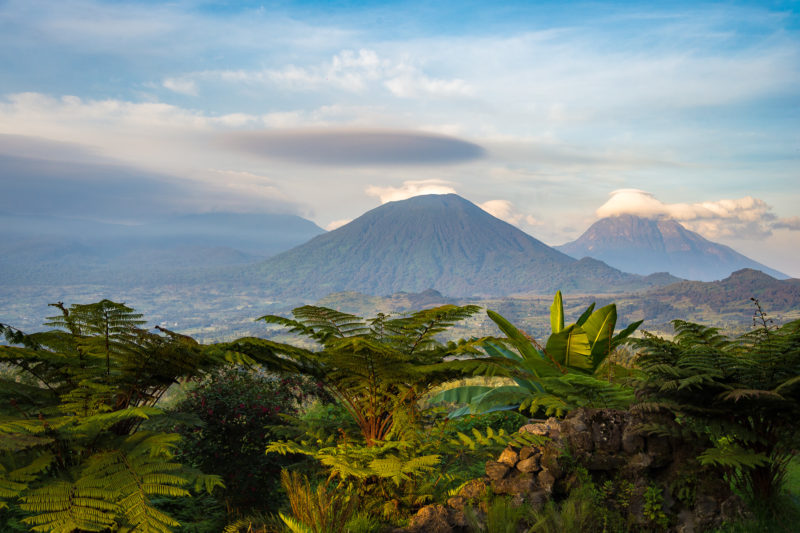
[596, 189, 777, 239]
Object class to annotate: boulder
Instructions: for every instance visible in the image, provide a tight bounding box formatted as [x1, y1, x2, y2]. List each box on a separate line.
[485, 461, 510, 481]
[497, 446, 519, 467]
[407, 505, 452, 533]
[493, 473, 537, 495]
[516, 455, 541, 473]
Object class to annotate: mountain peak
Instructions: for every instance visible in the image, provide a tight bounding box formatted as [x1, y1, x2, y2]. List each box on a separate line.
[246, 194, 671, 299]
[557, 214, 786, 281]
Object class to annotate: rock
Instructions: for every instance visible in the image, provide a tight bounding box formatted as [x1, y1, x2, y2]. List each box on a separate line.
[457, 479, 487, 501]
[518, 445, 537, 461]
[497, 446, 519, 467]
[407, 505, 452, 533]
[448, 507, 470, 529]
[516, 455, 541, 473]
[694, 495, 718, 527]
[675, 509, 696, 533]
[646, 436, 672, 467]
[537, 469, 556, 492]
[493, 473, 537, 495]
[446, 495, 465, 511]
[622, 452, 653, 477]
[485, 461, 510, 480]
[520, 423, 549, 436]
[621, 426, 644, 454]
[544, 417, 561, 440]
[590, 410, 624, 452]
[563, 417, 593, 455]
[539, 448, 563, 479]
[586, 452, 627, 471]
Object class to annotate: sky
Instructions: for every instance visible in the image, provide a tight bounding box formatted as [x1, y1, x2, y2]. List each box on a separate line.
[1, 0, 799, 276]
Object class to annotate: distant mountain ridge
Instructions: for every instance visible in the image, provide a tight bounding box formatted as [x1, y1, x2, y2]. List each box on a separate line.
[0, 212, 324, 285]
[245, 194, 678, 298]
[556, 214, 786, 281]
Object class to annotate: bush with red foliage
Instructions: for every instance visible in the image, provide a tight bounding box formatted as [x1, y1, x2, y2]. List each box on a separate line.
[172, 367, 322, 512]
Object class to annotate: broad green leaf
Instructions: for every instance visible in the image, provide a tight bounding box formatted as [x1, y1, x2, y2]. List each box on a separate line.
[472, 386, 532, 413]
[582, 304, 616, 369]
[550, 291, 564, 334]
[483, 340, 560, 380]
[486, 310, 540, 361]
[428, 386, 494, 405]
[575, 303, 596, 327]
[611, 320, 643, 348]
[545, 325, 592, 371]
[483, 340, 522, 363]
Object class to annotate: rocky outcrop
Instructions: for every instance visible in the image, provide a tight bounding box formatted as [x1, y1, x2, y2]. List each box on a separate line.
[408, 408, 744, 532]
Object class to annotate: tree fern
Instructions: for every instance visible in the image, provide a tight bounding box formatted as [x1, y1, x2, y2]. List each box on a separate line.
[0, 301, 226, 531]
[634, 315, 800, 503]
[220, 304, 482, 445]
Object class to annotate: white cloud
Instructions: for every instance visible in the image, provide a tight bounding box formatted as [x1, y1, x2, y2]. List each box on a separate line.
[773, 216, 800, 231]
[325, 218, 352, 230]
[596, 189, 779, 239]
[193, 48, 473, 99]
[365, 179, 457, 203]
[478, 199, 540, 228]
[163, 77, 197, 96]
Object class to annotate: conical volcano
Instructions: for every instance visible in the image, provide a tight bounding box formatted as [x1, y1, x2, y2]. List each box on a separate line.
[246, 194, 676, 298]
[557, 214, 786, 281]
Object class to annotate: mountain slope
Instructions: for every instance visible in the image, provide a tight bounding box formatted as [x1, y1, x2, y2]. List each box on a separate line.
[0, 212, 324, 285]
[556, 214, 786, 281]
[246, 194, 677, 298]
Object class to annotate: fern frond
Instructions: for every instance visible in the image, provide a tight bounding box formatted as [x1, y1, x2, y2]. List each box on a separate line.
[698, 445, 769, 470]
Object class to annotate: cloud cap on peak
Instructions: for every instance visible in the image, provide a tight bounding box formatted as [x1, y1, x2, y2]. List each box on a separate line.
[595, 189, 785, 240]
[221, 129, 485, 166]
[366, 179, 458, 204]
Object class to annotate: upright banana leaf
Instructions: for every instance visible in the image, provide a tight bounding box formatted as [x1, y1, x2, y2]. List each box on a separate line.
[550, 291, 564, 334]
[486, 310, 542, 362]
[544, 324, 592, 372]
[432, 293, 641, 418]
[582, 304, 617, 369]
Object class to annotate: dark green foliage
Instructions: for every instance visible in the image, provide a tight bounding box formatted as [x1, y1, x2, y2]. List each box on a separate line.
[432, 292, 640, 416]
[634, 313, 800, 506]
[0, 301, 224, 532]
[219, 304, 483, 444]
[172, 367, 320, 513]
[440, 410, 528, 438]
[279, 470, 359, 533]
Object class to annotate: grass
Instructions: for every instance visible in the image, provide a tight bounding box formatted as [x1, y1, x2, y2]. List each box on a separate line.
[785, 456, 800, 496]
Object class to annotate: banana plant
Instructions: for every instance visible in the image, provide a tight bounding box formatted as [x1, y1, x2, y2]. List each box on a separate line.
[430, 291, 642, 416]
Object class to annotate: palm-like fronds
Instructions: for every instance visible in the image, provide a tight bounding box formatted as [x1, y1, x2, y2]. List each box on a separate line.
[0, 301, 225, 530]
[221, 304, 482, 445]
[634, 317, 800, 502]
[431, 292, 641, 417]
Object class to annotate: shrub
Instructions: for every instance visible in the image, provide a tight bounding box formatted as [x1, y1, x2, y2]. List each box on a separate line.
[173, 366, 321, 513]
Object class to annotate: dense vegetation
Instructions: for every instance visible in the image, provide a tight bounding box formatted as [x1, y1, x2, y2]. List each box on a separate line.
[1, 295, 798, 532]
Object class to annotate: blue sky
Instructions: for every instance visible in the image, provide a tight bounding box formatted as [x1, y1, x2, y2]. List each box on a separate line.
[1, 0, 799, 275]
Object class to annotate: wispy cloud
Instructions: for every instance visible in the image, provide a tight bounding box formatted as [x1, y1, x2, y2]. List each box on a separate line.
[366, 179, 457, 203]
[478, 199, 541, 228]
[325, 219, 351, 231]
[190, 48, 474, 99]
[162, 77, 197, 96]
